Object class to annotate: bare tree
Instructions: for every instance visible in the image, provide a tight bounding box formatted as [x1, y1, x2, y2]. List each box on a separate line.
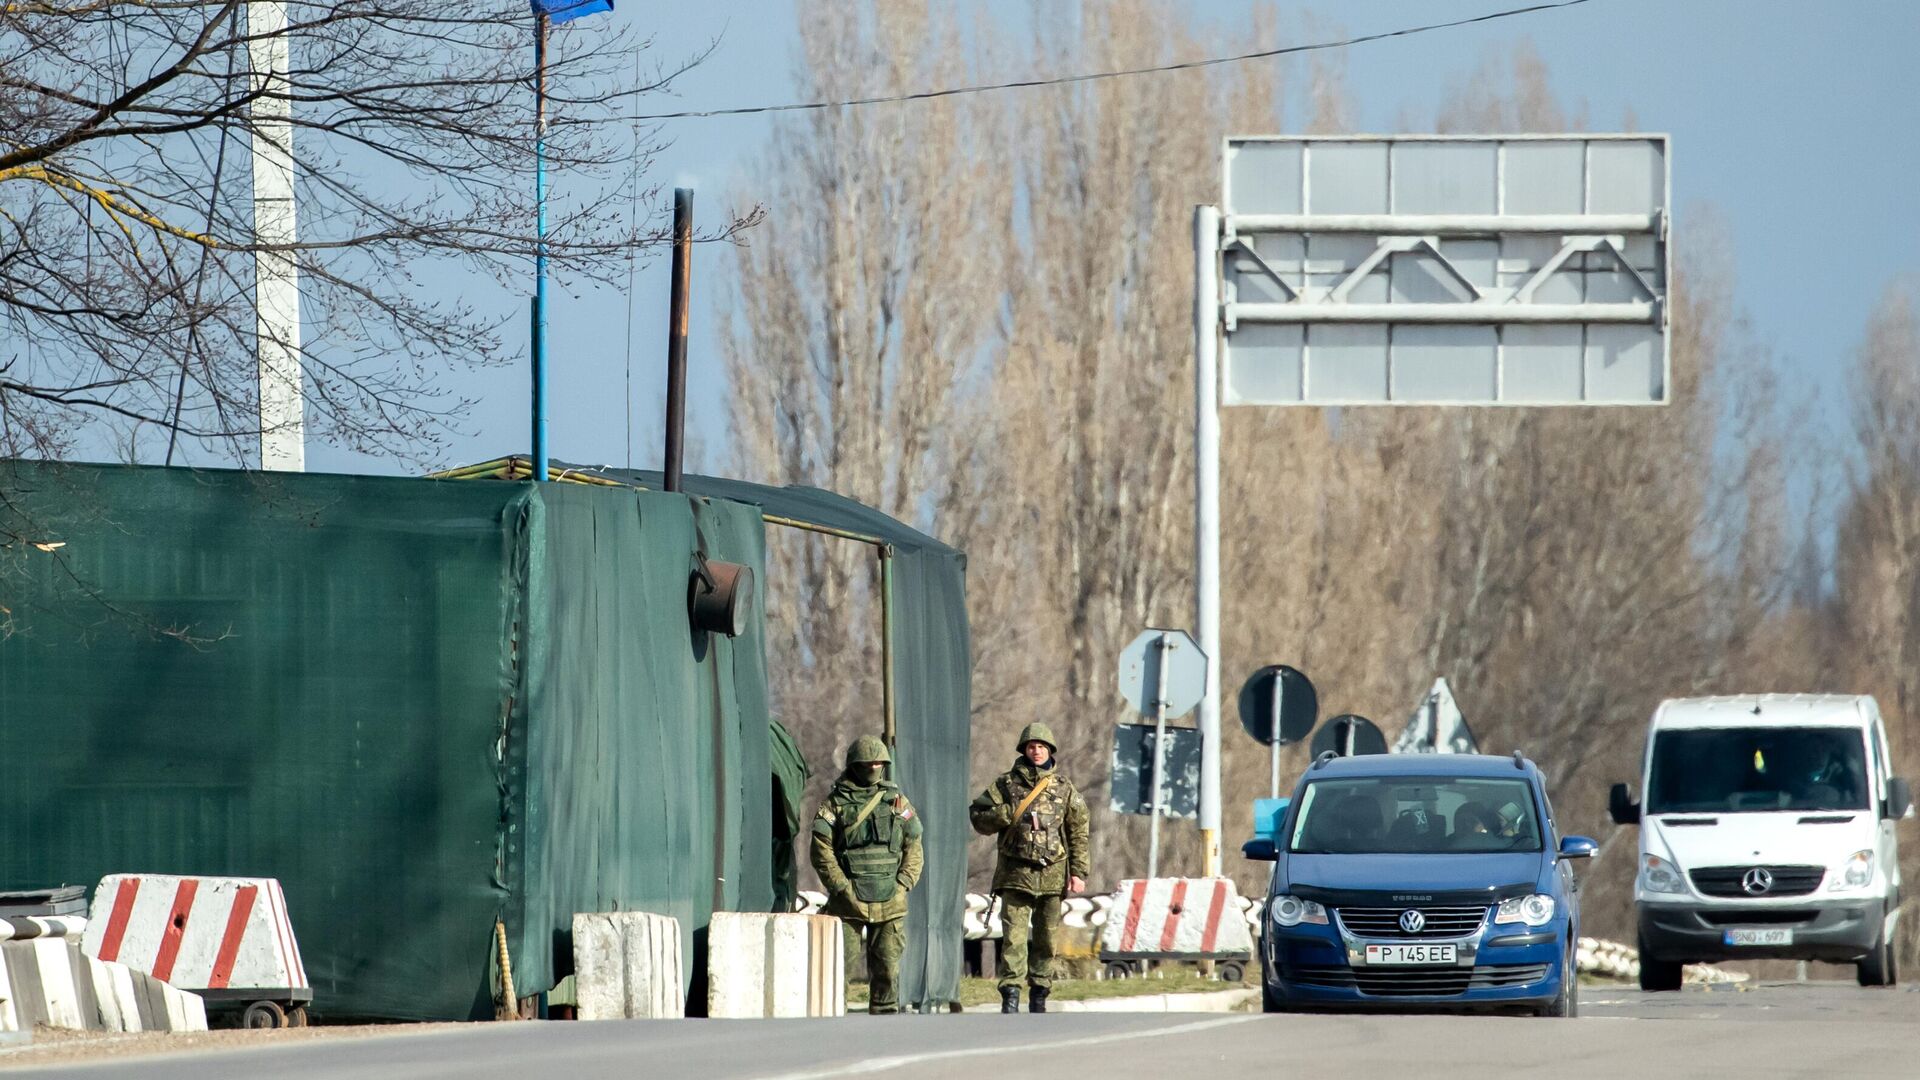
[1, 1, 747, 466]
[1828, 281, 1920, 968]
[724, 5, 1802, 923]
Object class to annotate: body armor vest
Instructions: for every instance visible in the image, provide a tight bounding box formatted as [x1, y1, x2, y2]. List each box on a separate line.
[833, 785, 906, 903]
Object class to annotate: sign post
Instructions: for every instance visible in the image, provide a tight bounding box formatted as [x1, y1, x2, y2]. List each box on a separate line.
[1118, 628, 1208, 879]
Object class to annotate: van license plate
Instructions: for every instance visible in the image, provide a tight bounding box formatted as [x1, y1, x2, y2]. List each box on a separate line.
[1724, 929, 1793, 946]
[1365, 944, 1456, 966]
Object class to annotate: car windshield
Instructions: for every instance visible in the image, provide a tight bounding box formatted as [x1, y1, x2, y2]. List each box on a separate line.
[1288, 776, 1543, 854]
[1647, 727, 1869, 814]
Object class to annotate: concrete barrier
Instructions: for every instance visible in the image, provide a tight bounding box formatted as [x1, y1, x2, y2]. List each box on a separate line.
[0, 916, 86, 942]
[0, 940, 206, 1034]
[571, 912, 684, 1019]
[707, 913, 843, 1018]
[82, 874, 308, 1016]
[1100, 879, 1256, 963]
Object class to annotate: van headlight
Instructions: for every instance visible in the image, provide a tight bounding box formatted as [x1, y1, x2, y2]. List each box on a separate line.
[1270, 895, 1328, 927]
[1829, 850, 1873, 891]
[1494, 894, 1556, 927]
[1640, 854, 1687, 894]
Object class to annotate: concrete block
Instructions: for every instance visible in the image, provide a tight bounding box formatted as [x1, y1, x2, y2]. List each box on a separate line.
[571, 912, 684, 1020]
[707, 912, 843, 1019]
[31, 939, 83, 1030]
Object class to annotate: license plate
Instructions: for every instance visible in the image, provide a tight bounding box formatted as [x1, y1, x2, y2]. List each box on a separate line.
[1365, 944, 1457, 966]
[1724, 928, 1793, 946]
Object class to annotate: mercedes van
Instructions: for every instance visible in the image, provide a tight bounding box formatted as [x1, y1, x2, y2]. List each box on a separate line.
[1609, 695, 1912, 989]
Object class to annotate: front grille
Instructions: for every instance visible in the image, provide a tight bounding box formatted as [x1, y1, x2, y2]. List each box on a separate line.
[1286, 963, 1550, 997]
[1335, 905, 1487, 938]
[1688, 865, 1824, 898]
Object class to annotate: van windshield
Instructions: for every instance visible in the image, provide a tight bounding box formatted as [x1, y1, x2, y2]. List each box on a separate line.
[1288, 777, 1542, 854]
[1647, 727, 1869, 814]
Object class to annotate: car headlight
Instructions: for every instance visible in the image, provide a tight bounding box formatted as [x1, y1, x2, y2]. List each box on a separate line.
[1830, 850, 1873, 891]
[1495, 893, 1556, 927]
[1640, 854, 1687, 895]
[1270, 895, 1329, 927]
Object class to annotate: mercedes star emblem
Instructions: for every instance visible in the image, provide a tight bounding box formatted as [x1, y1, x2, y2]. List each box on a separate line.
[1741, 867, 1774, 895]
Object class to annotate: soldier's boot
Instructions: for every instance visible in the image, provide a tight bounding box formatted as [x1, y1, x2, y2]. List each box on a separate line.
[999, 987, 1020, 1014]
[1028, 986, 1050, 1014]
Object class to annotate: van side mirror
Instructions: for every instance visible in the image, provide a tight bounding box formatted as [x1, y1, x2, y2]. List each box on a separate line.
[1887, 777, 1913, 820]
[1558, 835, 1598, 860]
[1608, 783, 1641, 825]
[1242, 838, 1278, 862]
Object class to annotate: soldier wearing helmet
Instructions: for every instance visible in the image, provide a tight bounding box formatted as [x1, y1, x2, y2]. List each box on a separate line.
[969, 721, 1091, 1014]
[810, 734, 924, 1014]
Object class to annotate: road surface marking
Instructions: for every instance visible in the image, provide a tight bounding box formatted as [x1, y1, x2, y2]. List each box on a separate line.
[751, 1015, 1259, 1080]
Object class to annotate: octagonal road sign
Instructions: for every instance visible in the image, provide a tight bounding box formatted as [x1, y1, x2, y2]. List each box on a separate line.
[1117, 628, 1209, 719]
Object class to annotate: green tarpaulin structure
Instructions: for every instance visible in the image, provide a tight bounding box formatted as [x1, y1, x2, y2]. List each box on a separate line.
[0, 458, 970, 1019]
[441, 458, 973, 1012]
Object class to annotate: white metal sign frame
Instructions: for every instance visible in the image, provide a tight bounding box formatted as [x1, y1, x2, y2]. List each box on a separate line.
[1218, 134, 1670, 407]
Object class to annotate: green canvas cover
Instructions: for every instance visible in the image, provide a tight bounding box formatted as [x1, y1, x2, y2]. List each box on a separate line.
[768, 718, 811, 912]
[541, 461, 973, 1010]
[0, 461, 773, 1020]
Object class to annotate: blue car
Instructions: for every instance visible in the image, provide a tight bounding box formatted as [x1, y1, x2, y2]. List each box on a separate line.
[1243, 752, 1597, 1016]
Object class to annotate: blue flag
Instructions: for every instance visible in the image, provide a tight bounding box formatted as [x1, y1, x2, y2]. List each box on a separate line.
[531, 0, 612, 23]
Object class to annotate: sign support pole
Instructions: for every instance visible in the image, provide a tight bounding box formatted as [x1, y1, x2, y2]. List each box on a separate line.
[1194, 205, 1223, 879]
[1269, 673, 1283, 799]
[1147, 633, 1171, 881]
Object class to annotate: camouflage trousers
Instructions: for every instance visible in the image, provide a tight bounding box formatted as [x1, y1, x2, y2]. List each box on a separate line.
[843, 917, 906, 1014]
[996, 889, 1061, 990]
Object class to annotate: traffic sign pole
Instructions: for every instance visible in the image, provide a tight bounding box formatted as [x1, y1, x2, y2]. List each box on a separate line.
[1269, 672, 1282, 799]
[1147, 633, 1171, 881]
[1194, 204, 1223, 879]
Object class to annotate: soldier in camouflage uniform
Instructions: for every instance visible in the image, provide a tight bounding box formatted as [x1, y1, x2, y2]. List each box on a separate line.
[810, 735, 924, 1014]
[970, 722, 1090, 1014]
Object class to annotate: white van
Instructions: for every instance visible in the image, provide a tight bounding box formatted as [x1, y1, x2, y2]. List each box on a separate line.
[1609, 695, 1912, 990]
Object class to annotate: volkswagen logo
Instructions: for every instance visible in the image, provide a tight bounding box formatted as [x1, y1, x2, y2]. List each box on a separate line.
[1398, 909, 1426, 934]
[1741, 867, 1773, 895]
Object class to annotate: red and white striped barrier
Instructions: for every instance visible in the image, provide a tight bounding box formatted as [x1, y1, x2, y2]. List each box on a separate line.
[81, 874, 309, 1022]
[1098, 878, 1256, 961]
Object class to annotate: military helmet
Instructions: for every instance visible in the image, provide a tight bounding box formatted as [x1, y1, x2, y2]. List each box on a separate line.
[1016, 722, 1058, 753]
[846, 734, 892, 766]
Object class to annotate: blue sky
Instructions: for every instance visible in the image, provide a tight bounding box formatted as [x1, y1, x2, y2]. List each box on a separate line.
[307, 0, 1920, 481]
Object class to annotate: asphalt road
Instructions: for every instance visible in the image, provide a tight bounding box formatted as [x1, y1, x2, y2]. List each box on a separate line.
[16, 982, 1920, 1080]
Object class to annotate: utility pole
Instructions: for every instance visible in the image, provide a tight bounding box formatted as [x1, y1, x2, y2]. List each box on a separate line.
[250, 1, 303, 471]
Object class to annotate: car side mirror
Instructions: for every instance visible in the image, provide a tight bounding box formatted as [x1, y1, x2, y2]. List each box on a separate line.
[1608, 783, 1641, 825]
[1886, 777, 1913, 820]
[1242, 838, 1278, 862]
[1558, 835, 1598, 860]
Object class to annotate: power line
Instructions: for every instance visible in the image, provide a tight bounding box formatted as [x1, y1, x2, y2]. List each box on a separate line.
[627, 0, 1595, 122]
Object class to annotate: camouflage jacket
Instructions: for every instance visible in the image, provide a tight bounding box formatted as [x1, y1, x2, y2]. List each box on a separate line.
[809, 776, 924, 923]
[970, 758, 1090, 895]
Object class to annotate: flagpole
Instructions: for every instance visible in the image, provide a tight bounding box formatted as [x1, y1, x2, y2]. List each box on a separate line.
[531, 11, 550, 483]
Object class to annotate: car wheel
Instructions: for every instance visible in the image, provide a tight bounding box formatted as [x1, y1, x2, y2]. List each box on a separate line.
[1856, 936, 1893, 988]
[1541, 947, 1576, 1017]
[1637, 933, 1683, 993]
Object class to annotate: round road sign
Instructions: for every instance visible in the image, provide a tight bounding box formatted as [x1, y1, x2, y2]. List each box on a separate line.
[1237, 665, 1317, 746]
[1310, 714, 1387, 758]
